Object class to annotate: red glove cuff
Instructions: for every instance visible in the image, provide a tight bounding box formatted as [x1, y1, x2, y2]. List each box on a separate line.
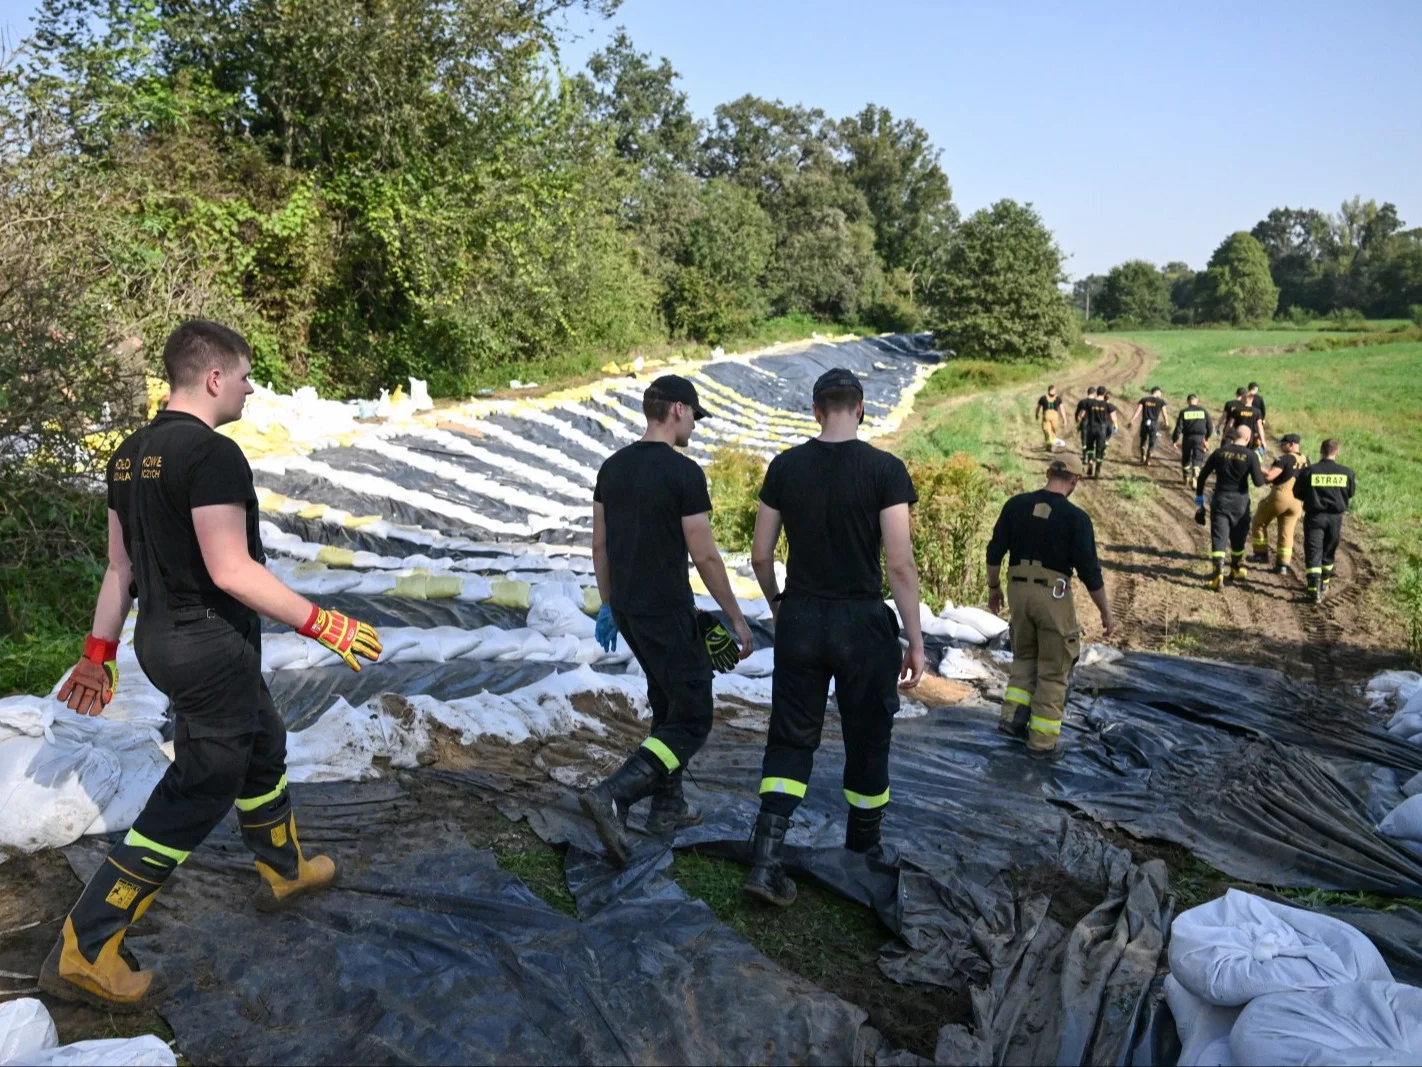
[297, 605, 324, 639]
[83, 635, 119, 665]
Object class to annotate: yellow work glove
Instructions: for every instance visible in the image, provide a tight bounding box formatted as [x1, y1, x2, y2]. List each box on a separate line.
[298, 606, 383, 672]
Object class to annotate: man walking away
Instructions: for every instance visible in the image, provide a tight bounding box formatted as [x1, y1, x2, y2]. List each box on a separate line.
[1075, 386, 1097, 455]
[46, 321, 383, 1012]
[1036, 385, 1065, 451]
[741, 368, 924, 908]
[582, 375, 754, 865]
[986, 454, 1113, 759]
[1172, 394, 1213, 487]
[1194, 424, 1266, 590]
[1222, 387, 1265, 454]
[1080, 389, 1117, 479]
[1127, 386, 1169, 466]
[1248, 433, 1307, 573]
[1292, 438, 1355, 603]
[1247, 382, 1268, 455]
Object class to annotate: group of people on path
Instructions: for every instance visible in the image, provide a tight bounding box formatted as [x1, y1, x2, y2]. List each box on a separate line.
[1035, 379, 1356, 602]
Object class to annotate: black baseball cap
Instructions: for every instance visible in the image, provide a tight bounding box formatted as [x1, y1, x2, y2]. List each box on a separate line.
[645, 374, 708, 420]
[1281, 433, 1301, 445]
[812, 367, 864, 401]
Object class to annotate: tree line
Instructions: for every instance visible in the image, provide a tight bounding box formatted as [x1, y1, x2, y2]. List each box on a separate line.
[1075, 197, 1422, 327]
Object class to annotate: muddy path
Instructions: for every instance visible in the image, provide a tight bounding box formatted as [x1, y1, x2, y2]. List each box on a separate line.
[1030, 339, 1394, 692]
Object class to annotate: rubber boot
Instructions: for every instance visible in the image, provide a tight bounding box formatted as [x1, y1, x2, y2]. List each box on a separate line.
[997, 701, 1030, 740]
[39, 841, 173, 1012]
[580, 751, 663, 866]
[1231, 564, 1248, 582]
[1275, 562, 1290, 575]
[845, 808, 884, 854]
[643, 769, 702, 836]
[1249, 547, 1269, 565]
[742, 812, 797, 907]
[1208, 565, 1224, 592]
[1308, 580, 1323, 604]
[240, 791, 336, 912]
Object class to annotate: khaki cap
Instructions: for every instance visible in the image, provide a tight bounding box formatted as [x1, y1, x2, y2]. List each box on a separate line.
[1048, 454, 1084, 478]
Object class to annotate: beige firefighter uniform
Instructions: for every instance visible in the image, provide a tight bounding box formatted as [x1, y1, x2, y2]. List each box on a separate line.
[1250, 457, 1306, 563]
[1000, 560, 1081, 754]
[1041, 409, 1061, 447]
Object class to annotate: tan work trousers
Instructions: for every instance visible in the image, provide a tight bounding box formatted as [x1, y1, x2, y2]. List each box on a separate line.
[1250, 486, 1303, 562]
[1041, 410, 1061, 447]
[1000, 562, 1082, 753]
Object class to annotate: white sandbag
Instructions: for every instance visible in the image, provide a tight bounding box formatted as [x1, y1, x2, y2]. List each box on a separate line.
[530, 635, 582, 663]
[734, 648, 776, 678]
[97, 688, 169, 732]
[260, 632, 310, 671]
[419, 626, 489, 661]
[1394, 685, 1422, 721]
[1169, 889, 1392, 1006]
[1385, 709, 1422, 737]
[935, 647, 1001, 683]
[19, 1034, 176, 1066]
[285, 698, 387, 783]
[0, 998, 58, 1064]
[0, 696, 56, 743]
[529, 581, 586, 610]
[1164, 974, 1239, 1067]
[1230, 982, 1422, 1067]
[940, 604, 1010, 641]
[84, 737, 170, 835]
[347, 571, 399, 595]
[1403, 771, 1422, 798]
[453, 575, 494, 602]
[368, 629, 430, 664]
[1366, 671, 1421, 710]
[921, 610, 988, 644]
[409, 377, 432, 411]
[526, 596, 596, 640]
[470, 627, 541, 660]
[500, 632, 552, 661]
[0, 735, 120, 853]
[1377, 794, 1422, 842]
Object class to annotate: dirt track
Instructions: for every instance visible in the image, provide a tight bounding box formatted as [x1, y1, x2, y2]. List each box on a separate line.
[1034, 340, 1392, 690]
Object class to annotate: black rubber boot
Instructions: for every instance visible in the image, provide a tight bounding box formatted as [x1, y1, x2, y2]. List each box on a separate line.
[1309, 582, 1324, 604]
[997, 702, 1030, 740]
[580, 752, 663, 866]
[1249, 548, 1269, 564]
[643, 770, 702, 836]
[845, 808, 884, 854]
[742, 813, 797, 907]
[239, 790, 337, 912]
[1274, 563, 1290, 575]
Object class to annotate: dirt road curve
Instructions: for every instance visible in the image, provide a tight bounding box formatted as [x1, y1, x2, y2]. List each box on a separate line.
[1036, 340, 1389, 690]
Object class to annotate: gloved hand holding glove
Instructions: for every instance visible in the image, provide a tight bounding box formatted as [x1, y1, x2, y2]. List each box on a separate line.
[299, 606, 383, 671]
[697, 611, 742, 673]
[56, 635, 119, 716]
[595, 604, 619, 652]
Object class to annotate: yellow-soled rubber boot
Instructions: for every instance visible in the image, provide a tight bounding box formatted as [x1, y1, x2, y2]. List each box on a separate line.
[1231, 565, 1248, 582]
[38, 839, 177, 1012]
[1208, 572, 1224, 592]
[238, 784, 337, 912]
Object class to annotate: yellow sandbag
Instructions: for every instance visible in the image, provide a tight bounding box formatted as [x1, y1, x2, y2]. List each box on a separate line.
[486, 579, 531, 609]
[392, 574, 429, 599]
[689, 571, 764, 600]
[601, 361, 621, 375]
[316, 546, 355, 567]
[421, 575, 463, 600]
[298, 504, 328, 520]
[582, 586, 602, 614]
[345, 514, 382, 529]
[291, 561, 328, 577]
[258, 492, 290, 512]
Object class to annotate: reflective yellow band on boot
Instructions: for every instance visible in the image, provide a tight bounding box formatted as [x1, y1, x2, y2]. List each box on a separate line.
[1028, 715, 1063, 736]
[1004, 687, 1033, 707]
[1210, 551, 1226, 559]
[1305, 566, 1322, 575]
[844, 787, 890, 809]
[759, 776, 808, 798]
[235, 774, 289, 812]
[123, 829, 191, 864]
[640, 737, 681, 773]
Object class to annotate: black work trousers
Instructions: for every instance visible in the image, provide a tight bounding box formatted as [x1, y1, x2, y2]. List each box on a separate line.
[1180, 435, 1208, 473]
[1210, 493, 1251, 567]
[1083, 425, 1110, 464]
[129, 609, 288, 854]
[759, 598, 902, 818]
[1304, 512, 1344, 585]
[614, 608, 714, 773]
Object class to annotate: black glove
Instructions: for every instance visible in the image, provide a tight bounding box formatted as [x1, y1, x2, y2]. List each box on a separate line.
[697, 611, 740, 673]
[1194, 506, 1207, 526]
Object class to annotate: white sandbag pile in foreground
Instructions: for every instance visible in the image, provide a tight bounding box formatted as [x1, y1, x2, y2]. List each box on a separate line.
[1169, 889, 1392, 1006]
[1366, 670, 1422, 711]
[1164, 974, 1237, 1067]
[1377, 794, 1422, 851]
[0, 998, 175, 1067]
[1230, 982, 1422, 1067]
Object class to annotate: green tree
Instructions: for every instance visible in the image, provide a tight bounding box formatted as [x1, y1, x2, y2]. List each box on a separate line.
[575, 29, 701, 174]
[1194, 232, 1279, 324]
[1096, 260, 1172, 325]
[1250, 207, 1337, 315]
[926, 199, 1076, 363]
[664, 179, 774, 341]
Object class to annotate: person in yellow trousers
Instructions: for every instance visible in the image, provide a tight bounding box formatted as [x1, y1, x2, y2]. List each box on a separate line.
[1035, 385, 1065, 451]
[986, 454, 1114, 759]
[1248, 433, 1307, 574]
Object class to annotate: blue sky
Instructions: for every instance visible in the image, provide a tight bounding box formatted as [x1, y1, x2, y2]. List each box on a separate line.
[4, 0, 1418, 278]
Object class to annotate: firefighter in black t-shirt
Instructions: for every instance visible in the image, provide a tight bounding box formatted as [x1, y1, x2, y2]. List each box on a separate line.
[1078, 389, 1117, 478]
[1074, 387, 1097, 454]
[45, 322, 382, 1012]
[1172, 394, 1213, 487]
[1127, 386, 1169, 466]
[1248, 433, 1308, 573]
[986, 453, 1113, 758]
[1035, 385, 1065, 451]
[1222, 387, 1265, 454]
[581, 375, 753, 866]
[1194, 424, 1266, 590]
[1291, 438, 1356, 603]
[738, 369, 924, 907]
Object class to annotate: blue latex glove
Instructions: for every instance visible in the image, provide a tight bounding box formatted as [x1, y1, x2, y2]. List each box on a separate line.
[595, 604, 618, 652]
[1194, 495, 1205, 508]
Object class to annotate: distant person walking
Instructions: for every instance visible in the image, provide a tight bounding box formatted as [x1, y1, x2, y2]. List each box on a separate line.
[1222, 387, 1265, 454]
[1078, 388, 1118, 479]
[1291, 438, 1356, 604]
[1248, 433, 1308, 574]
[582, 375, 754, 866]
[1172, 393, 1213, 487]
[742, 368, 924, 907]
[1195, 424, 1266, 590]
[1074, 386, 1097, 455]
[1035, 385, 1065, 451]
[1127, 386, 1169, 466]
[986, 453, 1113, 759]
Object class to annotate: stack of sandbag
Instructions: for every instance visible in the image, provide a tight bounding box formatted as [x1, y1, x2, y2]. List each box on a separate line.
[0, 998, 175, 1066]
[915, 601, 1010, 646]
[1167, 889, 1422, 1066]
[1366, 670, 1421, 712]
[1377, 793, 1422, 856]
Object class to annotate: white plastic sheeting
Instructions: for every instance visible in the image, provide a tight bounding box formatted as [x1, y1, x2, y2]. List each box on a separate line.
[0, 998, 57, 1065]
[1230, 982, 1422, 1066]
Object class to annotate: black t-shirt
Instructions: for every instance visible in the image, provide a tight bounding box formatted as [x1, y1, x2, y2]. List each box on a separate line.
[107, 411, 263, 619]
[1138, 397, 1167, 428]
[1084, 398, 1116, 430]
[759, 439, 917, 601]
[1175, 405, 1212, 438]
[1037, 394, 1064, 415]
[986, 488, 1104, 592]
[594, 441, 712, 614]
[1293, 459, 1355, 514]
[1249, 394, 1267, 420]
[1074, 397, 1092, 424]
[1269, 452, 1306, 489]
[1196, 443, 1265, 497]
